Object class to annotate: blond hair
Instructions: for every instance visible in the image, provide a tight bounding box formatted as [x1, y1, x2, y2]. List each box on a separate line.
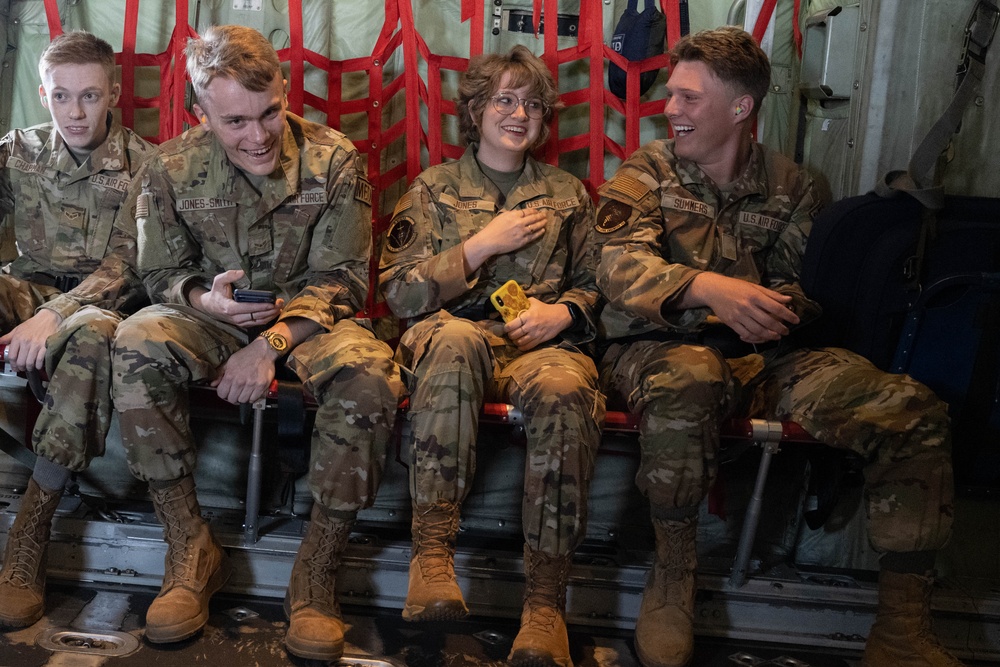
[38, 31, 117, 85]
[185, 25, 281, 99]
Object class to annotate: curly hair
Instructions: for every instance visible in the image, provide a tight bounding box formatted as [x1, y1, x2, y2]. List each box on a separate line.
[457, 45, 563, 151]
[669, 26, 771, 110]
[185, 25, 282, 100]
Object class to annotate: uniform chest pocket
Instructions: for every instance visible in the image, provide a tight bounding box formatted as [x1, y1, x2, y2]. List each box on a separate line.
[47, 204, 89, 268]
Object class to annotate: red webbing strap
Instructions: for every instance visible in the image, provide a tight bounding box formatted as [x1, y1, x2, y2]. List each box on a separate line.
[117, 0, 141, 132]
[286, 0, 306, 116]
[398, 0, 424, 183]
[169, 0, 192, 139]
[793, 0, 803, 58]
[461, 0, 484, 59]
[539, 0, 559, 165]
[751, 0, 779, 43]
[579, 0, 605, 195]
[663, 0, 681, 49]
[42, 0, 62, 38]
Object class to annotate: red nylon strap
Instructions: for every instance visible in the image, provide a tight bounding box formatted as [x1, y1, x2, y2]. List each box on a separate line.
[793, 0, 803, 58]
[462, 0, 483, 58]
[169, 0, 191, 139]
[42, 0, 62, 38]
[663, 0, 681, 49]
[118, 0, 141, 132]
[287, 0, 306, 115]
[751, 0, 779, 43]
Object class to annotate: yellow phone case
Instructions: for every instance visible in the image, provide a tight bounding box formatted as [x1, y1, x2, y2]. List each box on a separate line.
[490, 280, 531, 323]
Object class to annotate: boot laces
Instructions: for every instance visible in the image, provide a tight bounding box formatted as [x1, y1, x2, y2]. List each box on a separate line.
[0, 490, 55, 587]
[304, 520, 350, 603]
[414, 506, 457, 583]
[154, 484, 202, 584]
[522, 553, 568, 632]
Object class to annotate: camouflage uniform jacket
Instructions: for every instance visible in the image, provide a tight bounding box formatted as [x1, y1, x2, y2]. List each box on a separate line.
[596, 139, 828, 341]
[0, 117, 154, 319]
[133, 113, 373, 332]
[380, 147, 599, 345]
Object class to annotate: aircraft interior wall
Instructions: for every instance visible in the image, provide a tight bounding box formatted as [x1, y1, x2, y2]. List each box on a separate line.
[0, 0, 998, 641]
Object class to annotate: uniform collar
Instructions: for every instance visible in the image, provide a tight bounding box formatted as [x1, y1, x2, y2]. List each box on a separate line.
[456, 145, 554, 207]
[211, 116, 301, 215]
[46, 113, 127, 181]
[672, 141, 769, 201]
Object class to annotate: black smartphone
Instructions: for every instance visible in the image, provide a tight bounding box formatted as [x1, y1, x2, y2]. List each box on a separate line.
[233, 289, 277, 304]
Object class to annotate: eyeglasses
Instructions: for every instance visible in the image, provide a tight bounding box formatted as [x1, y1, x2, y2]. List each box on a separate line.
[490, 94, 548, 119]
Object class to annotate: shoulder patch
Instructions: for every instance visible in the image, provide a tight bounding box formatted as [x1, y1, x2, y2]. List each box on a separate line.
[354, 177, 373, 206]
[607, 174, 652, 203]
[595, 200, 633, 234]
[386, 217, 416, 252]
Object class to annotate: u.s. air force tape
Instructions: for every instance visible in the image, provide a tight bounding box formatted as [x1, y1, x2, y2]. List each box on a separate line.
[595, 200, 632, 233]
[386, 217, 415, 252]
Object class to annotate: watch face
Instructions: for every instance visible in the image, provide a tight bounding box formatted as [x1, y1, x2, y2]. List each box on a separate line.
[263, 331, 288, 352]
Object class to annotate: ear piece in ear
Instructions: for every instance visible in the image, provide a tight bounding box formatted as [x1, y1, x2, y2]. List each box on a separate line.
[735, 105, 745, 115]
[200, 116, 207, 123]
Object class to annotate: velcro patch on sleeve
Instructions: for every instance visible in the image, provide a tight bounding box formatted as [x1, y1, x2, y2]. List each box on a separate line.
[354, 177, 373, 206]
[386, 216, 416, 252]
[607, 174, 651, 203]
[595, 200, 633, 234]
[392, 192, 413, 217]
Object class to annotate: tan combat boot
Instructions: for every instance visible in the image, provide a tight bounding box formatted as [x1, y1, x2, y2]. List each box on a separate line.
[634, 516, 697, 667]
[283, 502, 353, 662]
[862, 571, 965, 666]
[508, 544, 573, 667]
[0, 479, 62, 627]
[145, 476, 232, 643]
[402, 499, 468, 621]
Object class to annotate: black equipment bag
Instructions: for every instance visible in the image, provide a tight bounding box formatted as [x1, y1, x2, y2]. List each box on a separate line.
[608, 0, 666, 99]
[799, 193, 1000, 491]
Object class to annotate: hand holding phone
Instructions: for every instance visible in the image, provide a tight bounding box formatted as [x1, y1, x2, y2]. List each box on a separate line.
[490, 280, 531, 323]
[233, 289, 277, 304]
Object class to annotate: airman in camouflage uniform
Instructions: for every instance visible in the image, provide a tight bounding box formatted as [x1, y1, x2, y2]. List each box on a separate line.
[596, 28, 958, 667]
[109, 26, 401, 661]
[380, 45, 604, 667]
[0, 31, 153, 630]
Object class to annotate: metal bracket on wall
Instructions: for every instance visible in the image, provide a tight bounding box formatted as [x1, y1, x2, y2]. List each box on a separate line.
[504, 9, 579, 38]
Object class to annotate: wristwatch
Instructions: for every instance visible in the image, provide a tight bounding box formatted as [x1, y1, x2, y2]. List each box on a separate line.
[258, 330, 289, 356]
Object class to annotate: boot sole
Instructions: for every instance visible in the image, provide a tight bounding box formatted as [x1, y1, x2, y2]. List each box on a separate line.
[634, 636, 692, 667]
[284, 634, 345, 662]
[145, 553, 233, 644]
[0, 606, 43, 629]
[401, 600, 469, 622]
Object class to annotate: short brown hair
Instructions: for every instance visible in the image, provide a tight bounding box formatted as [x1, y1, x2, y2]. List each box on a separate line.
[185, 25, 282, 99]
[669, 26, 770, 110]
[38, 31, 117, 85]
[457, 45, 562, 150]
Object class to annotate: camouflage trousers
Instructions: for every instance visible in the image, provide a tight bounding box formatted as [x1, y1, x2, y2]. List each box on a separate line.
[599, 341, 953, 554]
[397, 311, 605, 555]
[112, 304, 403, 514]
[0, 275, 121, 471]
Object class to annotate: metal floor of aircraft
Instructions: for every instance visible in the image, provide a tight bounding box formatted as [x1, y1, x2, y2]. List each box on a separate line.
[0, 581, 878, 667]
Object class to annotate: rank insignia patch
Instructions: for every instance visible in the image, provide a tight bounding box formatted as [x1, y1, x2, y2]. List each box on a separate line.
[386, 217, 416, 252]
[595, 200, 632, 234]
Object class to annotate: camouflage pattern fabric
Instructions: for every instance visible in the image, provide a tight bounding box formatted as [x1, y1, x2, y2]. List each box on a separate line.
[114, 113, 403, 513]
[131, 114, 371, 327]
[597, 140, 953, 554]
[113, 308, 401, 511]
[0, 117, 153, 472]
[32, 306, 123, 471]
[380, 149, 605, 556]
[0, 117, 154, 320]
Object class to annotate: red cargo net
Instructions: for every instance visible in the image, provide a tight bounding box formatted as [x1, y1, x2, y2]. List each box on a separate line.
[39, 0, 702, 317]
